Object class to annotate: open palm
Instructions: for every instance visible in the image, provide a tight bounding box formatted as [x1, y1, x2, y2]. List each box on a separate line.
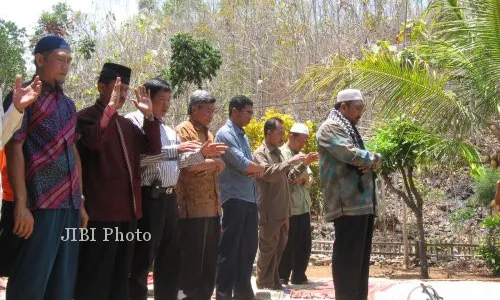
[133, 86, 153, 116]
[13, 75, 42, 111]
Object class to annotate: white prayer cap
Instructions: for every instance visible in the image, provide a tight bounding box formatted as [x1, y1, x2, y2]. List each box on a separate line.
[290, 123, 309, 135]
[336, 89, 363, 103]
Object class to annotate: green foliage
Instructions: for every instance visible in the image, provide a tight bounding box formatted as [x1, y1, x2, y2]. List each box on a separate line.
[0, 19, 26, 89]
[416, 180, 446, 205]
[367, 118, 480, 175]
[396, 18, 428, 44]
[476, 215, 500, 276]
[450, 206, 477, 230]
[77, 36, 96, 60]
[167, 33, 222, 93]
[473, 168, 500, 206]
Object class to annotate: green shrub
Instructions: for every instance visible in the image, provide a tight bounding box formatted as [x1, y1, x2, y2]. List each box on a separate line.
[473, 168, 500, 206]
[475, 215, 500, 276]
[450, 206, 477, 230]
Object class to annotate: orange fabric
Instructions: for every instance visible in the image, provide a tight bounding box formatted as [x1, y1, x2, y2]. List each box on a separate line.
[0, 150, 13, 201]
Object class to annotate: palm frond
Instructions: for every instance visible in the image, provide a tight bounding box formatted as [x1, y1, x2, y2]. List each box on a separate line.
[426, 0, 500, 114]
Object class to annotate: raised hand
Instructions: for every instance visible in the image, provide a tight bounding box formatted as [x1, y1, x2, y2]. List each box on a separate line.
[108, 77, 122, 110]
[178, 141, 202, 153]
[12, 75, 42, 112]
[288, 153, 307, 165]
[133, 85, 153, 116]
[200, 142, 228, 158]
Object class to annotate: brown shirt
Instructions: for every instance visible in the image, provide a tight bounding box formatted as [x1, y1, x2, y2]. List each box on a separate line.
[253, 141, 294, 224]
[175, 118, 221, 219]
[77, 100, 161, 222]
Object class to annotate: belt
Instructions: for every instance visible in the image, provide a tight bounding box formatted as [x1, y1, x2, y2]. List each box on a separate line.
[159, 186, 175, 194]
[143, 185, 175, 195]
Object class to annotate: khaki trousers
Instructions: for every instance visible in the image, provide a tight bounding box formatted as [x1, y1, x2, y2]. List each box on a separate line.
[256, 219, 289, 287]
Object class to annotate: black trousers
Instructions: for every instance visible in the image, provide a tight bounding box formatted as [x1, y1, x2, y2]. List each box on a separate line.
[179, 217, 221, 300]
[216, 199, 258, 300]
[278, 212, 311, 284]
[332, 214, 374, 300]
[0, 200, 23, 276]
[129, 188, 180, 300]
[74, 220, 137, 300]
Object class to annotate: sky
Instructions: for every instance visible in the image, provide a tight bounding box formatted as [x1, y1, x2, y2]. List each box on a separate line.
[0, 0, 139, 35]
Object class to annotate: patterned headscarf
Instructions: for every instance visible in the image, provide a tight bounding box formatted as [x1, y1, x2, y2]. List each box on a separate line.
[328, 109, 365, 150]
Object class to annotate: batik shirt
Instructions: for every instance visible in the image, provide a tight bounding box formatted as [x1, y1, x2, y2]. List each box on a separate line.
[12, 83, 81, 210]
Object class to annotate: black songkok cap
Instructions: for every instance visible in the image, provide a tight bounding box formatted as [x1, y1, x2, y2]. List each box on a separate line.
[34, 35, 71, 54]
[98, 62, 132, 85]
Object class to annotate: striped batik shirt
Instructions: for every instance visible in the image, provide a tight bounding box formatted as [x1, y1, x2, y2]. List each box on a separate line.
[11, 82, 81, 210]
[126, 110, 205, 187]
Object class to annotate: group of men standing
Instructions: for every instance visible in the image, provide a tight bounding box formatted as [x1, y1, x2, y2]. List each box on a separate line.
[0, 34, 382, 300]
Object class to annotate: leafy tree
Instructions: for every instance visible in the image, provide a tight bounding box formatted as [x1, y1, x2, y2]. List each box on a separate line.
[31, 2, 73, 47]
[31, 2, 96, 60]
[367, 118, 480, 278]
[0, 19, 26, 91]
[167, 33, 222, 95]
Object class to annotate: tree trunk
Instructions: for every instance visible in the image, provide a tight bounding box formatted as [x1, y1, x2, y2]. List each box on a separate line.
[406, 167, 429, 278]
[416, 211, 429, 278]
[402, 196, 410, 269]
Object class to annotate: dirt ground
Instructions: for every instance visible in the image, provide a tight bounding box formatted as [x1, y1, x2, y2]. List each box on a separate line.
[305, 265, 500, 281]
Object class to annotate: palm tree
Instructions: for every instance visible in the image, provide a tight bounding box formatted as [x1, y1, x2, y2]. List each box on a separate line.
[297, 0, 500, 140]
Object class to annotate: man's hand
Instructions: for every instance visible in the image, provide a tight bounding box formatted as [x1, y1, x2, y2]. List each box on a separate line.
[13, 202, 34, 239]
[359, 153, 383, 173]
[178, 141, 202, 153]
[358, 165, 372, 173]
[290, 177, 307, 185]
[247, 172, 263, 178]
[80, 206, 89, 228]
[214, 160, 225, 173]
[133, 85, 153, 116]
[200, 160, 226, 175]
[12, 75, 42, 112]
[246, 163, 266, 178]
[304, 152, 319, 165]
[108, 77, 122, 110]
[201, 142, 228, 158]
[288, 153, 307, 165]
